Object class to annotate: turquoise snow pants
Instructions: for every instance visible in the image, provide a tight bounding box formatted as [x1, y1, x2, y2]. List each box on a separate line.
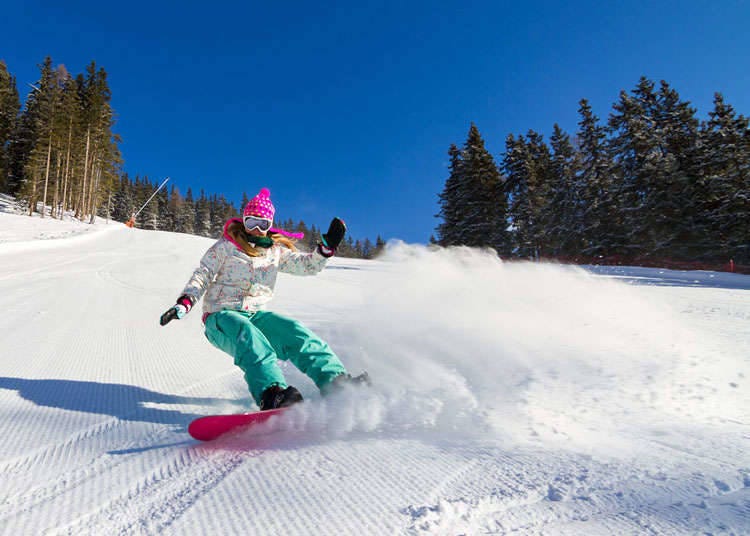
[204, 310, 347, 404]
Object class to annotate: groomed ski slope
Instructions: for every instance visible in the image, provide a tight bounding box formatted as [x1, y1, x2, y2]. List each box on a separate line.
[0, 211, 748, 535]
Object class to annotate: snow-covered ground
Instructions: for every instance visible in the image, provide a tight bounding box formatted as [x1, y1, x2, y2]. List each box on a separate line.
[0, 210, 748, 535]
[0, 195, 117, 251]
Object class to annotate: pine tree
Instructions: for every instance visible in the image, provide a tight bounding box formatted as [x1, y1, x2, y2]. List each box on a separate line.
[240, 191, 250, 213]
[141, 178, 161, 230]
[0, 61, 20, 193]
[18, 57, 57, 215]
[111, 173, 134, 222]
[8, 86, 40, 198]
[460, 124, 508, 251]
[435, 143, 464, 246]
[209, 194, 235, 237]
[699, 93, 750, 262]
[607, 77, 661, 256]
[502, 131, 551, 258]
[436, 124, 508, 253]
[194, 190, 212, 237]
[353, 239, 364, 259]
[339, 235, 356, 257]
[209, 194, 222, 237]
[176, 187, 195, 234]
[526, 130, 555, 257]
[502, 133, 527, 255]
[546, 124, 581, 256]
[649, 80, 701, 258]
[374, 235, 386, 256]
[362, 238, 374, 259]
[576, 99, 615, 256]
[56, 71, 82, 218]
[78, 62, 120, 223]
[605, 77, 701, 258]
[161, 185, 179, 232]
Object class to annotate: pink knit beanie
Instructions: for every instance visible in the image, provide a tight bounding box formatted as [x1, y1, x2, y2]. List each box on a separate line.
[243, 188, 275, 220]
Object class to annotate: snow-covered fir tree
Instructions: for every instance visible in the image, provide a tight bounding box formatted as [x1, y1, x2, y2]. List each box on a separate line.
[546, 123, 581, 257]
[436, 125, 508, 253]
[502, 130, 551, 259]
[435, 143, 464, 246]
[698, 93, 750, 262]
[175, 187, 195, 235]
[194, 190, 212, 237]
[576, 99, 615, 256]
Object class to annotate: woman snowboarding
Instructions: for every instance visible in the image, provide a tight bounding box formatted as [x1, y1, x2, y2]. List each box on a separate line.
[160, 187, 367, 410]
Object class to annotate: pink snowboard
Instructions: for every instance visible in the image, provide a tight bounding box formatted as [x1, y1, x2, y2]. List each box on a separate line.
[188, 407, 289, 441]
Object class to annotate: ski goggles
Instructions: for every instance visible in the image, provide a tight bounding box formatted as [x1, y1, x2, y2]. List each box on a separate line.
[243, 215, 273, 233]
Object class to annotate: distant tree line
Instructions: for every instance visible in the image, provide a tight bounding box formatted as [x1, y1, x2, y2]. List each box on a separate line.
[436, 77, 750, 264]
[0, 58, 383, 259]
[110, 174, 386, 259]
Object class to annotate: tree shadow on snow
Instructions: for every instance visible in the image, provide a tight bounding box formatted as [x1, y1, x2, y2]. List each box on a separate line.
[0, 376, 244, 429]
[324, 265, 362, 271]
[581, 265, 750, 290]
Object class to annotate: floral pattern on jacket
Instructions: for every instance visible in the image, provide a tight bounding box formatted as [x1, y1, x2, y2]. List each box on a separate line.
[181, 221, 327, 315]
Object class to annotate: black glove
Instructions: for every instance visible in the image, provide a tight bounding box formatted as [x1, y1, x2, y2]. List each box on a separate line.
[160, 295, 196, 326]
[318, 217, 346, 258]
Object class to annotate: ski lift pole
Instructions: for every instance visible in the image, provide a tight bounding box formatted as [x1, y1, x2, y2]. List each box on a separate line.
[132, 177, 170, 220]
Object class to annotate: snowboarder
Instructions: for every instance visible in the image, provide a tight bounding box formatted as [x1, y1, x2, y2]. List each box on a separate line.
[160, 187, 367, 411]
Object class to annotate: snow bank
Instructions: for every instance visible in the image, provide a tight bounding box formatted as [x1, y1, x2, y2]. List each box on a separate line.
[0, 211, 122, 254]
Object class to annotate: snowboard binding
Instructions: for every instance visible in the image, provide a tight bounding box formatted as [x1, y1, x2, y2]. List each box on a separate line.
[259, 385, 304, 410]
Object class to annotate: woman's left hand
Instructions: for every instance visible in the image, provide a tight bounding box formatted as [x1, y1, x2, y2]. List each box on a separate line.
[319, 217, 346, 257]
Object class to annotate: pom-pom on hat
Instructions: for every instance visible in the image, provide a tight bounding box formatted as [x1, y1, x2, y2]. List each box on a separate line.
[243, 188, 275, 220]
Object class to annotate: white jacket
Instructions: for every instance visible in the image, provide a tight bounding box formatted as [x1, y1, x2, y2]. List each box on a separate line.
[181, 219, 328, 315]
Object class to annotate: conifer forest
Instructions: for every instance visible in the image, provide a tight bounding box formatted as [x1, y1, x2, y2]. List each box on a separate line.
[436, 78, 749, 267]
[1, 58, 747, 265]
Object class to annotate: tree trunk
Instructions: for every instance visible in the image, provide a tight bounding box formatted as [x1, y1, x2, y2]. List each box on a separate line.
[86, 140, 100, 217]
[52, 152, 62, 219]
[28, 157, 39, 216]
[89, 164, 101, 224]
[41, 137, 52, 218]
[85, 123, 103, 218]
[79, 126, 91, 219]
[106, 187, 112, 223]
[60, 117, 73, 218]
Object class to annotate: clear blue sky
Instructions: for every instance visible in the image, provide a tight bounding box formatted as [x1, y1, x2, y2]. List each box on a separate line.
[3, 1, 749, 243]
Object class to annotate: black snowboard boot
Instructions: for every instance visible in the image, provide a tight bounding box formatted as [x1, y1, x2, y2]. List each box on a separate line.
[259, 385, 303, 410]
[321, 371, 371, 396]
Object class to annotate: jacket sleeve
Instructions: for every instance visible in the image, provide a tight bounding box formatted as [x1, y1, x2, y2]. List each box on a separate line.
[181, 240, 228, 301]
[278, 246, 328, 276]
